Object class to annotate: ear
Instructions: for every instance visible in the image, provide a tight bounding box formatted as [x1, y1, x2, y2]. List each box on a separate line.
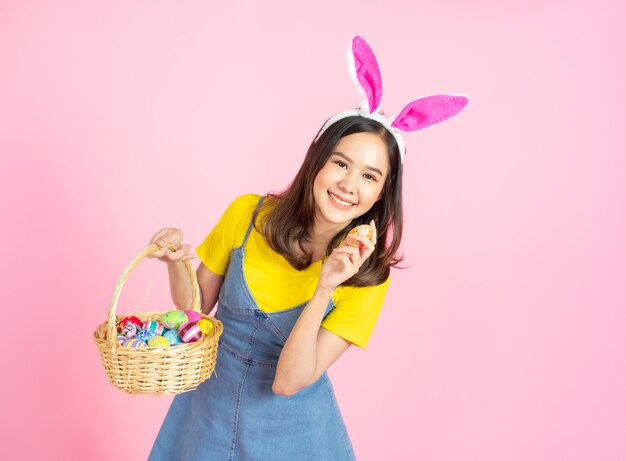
[391, 94, 469, 131]
[347, 36, 383, 114]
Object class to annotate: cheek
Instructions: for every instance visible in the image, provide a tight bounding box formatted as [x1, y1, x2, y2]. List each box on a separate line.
[312, 174, 324, 193]
[313, 173, 328, 199]
[314, 165, 334, 187]
[365, 183, 385, 204]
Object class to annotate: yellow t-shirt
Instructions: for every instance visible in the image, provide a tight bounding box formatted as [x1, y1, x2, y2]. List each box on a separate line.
[196, 194, 390, 348]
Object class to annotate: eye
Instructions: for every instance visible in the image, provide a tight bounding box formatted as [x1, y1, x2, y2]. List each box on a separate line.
[363, 173, 377, 181]
[334, 160, 347, 169]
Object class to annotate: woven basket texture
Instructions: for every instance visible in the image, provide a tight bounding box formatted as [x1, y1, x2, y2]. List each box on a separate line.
[93, 244, 222, 395]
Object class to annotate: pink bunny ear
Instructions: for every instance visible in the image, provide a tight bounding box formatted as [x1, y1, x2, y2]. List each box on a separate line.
[391, 94, 469, 131]
[348, 36, 383, 114]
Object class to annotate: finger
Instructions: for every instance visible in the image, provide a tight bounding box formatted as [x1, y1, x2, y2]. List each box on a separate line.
[328, 251, 349, 268]
[369, 220, 378, 244]
[346, 234, 375, 253]
[177, 244, 194, 257]
[333, 246, 360, 256]
[339, 236, 374, 263]
[150, 228, 170, 245]
[331, 252, 349, 275]
[166, 242, 181, 251]
[165, 243, 193, 261]
[159, 247, 173, 260]
[334, 252, 358, 276]
[165, 245, 185, 259]
[154, 236, 173, 249]
[336, 237, 374, 269]
[333, 249, 358, 268]
[334, 246, 364, 266]
[147, 247, 166, 259]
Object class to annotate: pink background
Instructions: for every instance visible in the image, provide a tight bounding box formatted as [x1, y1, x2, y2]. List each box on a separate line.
[1, 1, 625, 460]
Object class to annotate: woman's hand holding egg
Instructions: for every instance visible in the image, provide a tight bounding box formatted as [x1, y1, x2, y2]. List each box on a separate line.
[318, 221, 376, 292]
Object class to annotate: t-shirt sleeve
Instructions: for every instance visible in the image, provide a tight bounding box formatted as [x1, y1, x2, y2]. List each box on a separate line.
[321, 275, 391, 349]
[195, 194, 259, 275]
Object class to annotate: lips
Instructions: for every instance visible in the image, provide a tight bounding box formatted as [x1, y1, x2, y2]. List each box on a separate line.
[328, 191, 356, 207]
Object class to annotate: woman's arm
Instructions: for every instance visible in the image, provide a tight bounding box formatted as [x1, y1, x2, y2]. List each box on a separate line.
[164, 260, 224, 315]
[273, 221, 377, 396]
[196, 263, 224, 315]
[272, 286, 351, 396]
[165, 260, 193, 309]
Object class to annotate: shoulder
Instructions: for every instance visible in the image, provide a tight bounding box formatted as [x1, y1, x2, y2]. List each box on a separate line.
[196, 194, 263, 259]
[201, 193, 263, 239]
[226, 193, 263, 216]
[218, 193, 263, 226]
[222, 194, 264, 246]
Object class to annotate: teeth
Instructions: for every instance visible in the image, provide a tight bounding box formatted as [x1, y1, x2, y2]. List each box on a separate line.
[329, 192, 354, 206]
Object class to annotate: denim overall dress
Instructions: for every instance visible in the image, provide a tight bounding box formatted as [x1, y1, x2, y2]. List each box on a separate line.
[148, 197, 357, 461]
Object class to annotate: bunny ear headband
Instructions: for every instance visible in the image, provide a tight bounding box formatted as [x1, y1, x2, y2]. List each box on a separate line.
[315, 36, 469, 163]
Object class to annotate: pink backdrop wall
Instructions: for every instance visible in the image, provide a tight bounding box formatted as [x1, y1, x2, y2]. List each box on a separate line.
[1, 1, 625, 460]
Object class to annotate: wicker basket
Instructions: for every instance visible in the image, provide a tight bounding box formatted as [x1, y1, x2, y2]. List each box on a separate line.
[93, 244, 223, 395]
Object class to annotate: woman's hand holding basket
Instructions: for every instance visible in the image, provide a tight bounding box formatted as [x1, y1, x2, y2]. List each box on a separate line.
[147, 228, 196, 263]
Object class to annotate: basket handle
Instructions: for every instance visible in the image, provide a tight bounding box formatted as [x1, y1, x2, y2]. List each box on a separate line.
[106, 244, 201, 347]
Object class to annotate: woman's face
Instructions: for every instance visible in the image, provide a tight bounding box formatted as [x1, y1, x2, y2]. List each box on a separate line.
[312, 131, 390, 233]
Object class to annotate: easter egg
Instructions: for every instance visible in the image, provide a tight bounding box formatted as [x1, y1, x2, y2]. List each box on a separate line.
[124, 338, 148, 348]
[161, 310, 188, 330]
[345, 224, 373, 249]
[136, 328, 157, 342]
[116, 334, 127, 346]
[184, 310, 202, 323]
[117, 315, 142, 333]
[121, 323, 139, 339]
[142, 320, 165, 335]
[179, 321, 203, 343]
[148, 336, 169, 348]
[196, 319, 215, 336]
[163, 329, 183, 346]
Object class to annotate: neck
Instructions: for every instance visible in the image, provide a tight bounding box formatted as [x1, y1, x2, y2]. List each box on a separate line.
[306, 217, 345, 258]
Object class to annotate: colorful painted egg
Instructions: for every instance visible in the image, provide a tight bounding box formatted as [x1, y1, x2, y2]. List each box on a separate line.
[179, 321, 203, 343]
[116, 334, 127, 346]
[121, 323, 139, 339]
[117, 315, 143, 333]
[124, 338, 148, 348]
[161, 310, 188, 330]
[196, 319, 215, 336]
[345, 224, 374, 249]
[142, 320, 165, 335]
[163, 329, 183, 346]
[136, 328, 157, 342]
[184, 310, 202, 323]
[148, 336, 169, 348]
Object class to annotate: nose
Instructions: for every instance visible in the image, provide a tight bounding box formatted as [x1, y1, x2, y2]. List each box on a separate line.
[338, 170, 357, 194]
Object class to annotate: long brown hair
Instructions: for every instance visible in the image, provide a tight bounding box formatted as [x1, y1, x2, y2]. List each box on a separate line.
[254, 116, 404, 286]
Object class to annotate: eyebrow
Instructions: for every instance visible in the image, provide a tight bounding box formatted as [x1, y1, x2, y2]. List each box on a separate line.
[332, 151, 385, 177]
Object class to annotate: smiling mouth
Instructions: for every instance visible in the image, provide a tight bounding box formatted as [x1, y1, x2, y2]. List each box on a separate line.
[328, 191, 356, 206]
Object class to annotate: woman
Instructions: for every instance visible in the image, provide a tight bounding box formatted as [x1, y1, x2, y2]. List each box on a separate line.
[147, 36, 467, 461]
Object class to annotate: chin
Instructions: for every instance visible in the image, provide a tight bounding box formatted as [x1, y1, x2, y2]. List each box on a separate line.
[320, 207, 360, 228]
